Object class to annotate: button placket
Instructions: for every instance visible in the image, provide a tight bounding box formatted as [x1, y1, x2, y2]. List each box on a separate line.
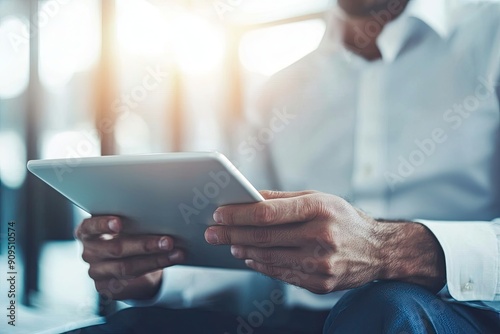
[351, 64, 389, 217]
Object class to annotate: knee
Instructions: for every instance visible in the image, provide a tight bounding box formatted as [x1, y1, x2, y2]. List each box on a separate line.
[359, 281, 438, 307]
[323, 282, 443, 334]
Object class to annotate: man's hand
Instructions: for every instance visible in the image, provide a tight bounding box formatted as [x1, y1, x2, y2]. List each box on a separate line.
[205, 191, 445, 294]
[75, 216, 185, 300]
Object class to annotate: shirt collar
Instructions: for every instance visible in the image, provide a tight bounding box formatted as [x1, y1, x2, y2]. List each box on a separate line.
[402, 0, 450, 39]
[320, 0, 452, 63]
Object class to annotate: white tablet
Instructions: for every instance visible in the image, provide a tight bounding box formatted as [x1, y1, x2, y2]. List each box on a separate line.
[27, 152, 264, 270]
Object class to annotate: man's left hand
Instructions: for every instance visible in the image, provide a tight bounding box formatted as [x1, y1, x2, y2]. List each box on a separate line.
[205, 190, 446, 294]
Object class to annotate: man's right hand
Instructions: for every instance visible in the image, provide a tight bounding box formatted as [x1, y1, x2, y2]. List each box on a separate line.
[75, 216, 185, 300]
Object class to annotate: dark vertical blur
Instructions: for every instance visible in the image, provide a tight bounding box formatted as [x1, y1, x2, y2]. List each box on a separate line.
[22, 0, 42, 305]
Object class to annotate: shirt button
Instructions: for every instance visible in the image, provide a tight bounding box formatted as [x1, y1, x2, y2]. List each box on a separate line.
[363, 164, 373, 177]
[462, 281, 474, 292]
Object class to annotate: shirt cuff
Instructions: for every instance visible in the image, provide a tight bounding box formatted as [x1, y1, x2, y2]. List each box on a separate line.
[123, 266, 261, 310]
[123, 269, 184, 308]
[416, 220, 498, 301]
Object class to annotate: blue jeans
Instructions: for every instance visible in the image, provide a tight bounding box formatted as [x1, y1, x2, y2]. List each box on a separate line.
[323, 281, 499, 334]
[70, 282, 498, 334]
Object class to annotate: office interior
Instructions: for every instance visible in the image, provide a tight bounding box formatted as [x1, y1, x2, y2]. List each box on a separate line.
[0, 0, 332, 332]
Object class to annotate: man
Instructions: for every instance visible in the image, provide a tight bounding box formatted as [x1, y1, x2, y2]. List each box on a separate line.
[74, 0, 500, 332]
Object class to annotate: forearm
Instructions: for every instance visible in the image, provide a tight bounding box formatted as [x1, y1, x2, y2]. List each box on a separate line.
[375, 220, 446, 292]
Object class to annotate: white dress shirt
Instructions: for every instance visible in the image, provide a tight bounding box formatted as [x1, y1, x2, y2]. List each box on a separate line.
[132, 0, 500, 315]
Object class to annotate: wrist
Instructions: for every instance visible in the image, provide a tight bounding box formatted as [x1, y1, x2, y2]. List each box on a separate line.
[374, 220, 446, 292]
[129, 270, 164, 301]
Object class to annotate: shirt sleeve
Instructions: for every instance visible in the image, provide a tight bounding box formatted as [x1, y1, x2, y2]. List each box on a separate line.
[417, 219, 500, 312]
[124, 266, 274, 314]
[123, 268, 185, 308]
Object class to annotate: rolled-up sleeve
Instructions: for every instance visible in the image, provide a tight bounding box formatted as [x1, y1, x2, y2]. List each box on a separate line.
[417, 219, 500, 311]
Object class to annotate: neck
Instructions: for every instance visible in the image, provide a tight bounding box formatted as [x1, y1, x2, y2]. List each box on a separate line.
[338, 0, 409, 60]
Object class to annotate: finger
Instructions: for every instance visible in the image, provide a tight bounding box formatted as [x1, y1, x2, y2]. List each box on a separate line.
[213, 194, 320, 226]
[82, 235, 174, 262]
[233, 245, 334, 276]
[245, 260, 333, 294]
[205, 223, 305, 246]
[75, 216, 121, 240]
[88, 250, 184, 280]
[231, 245, 304, 267]
[260, 190, 317, 200]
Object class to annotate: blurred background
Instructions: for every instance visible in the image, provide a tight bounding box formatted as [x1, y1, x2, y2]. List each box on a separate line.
[0, 0, 330, 332]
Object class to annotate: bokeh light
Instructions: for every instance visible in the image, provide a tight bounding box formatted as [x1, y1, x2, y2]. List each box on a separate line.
[169, 13, 226, 74]
[0, 131, 27, 189]
[0, 16, 30, 99]
[41, 129, 100, 160]
[116, 0, 169, 57]
[39, 0, 100, 89]
[116, 0, 225, 74]
[115, 112, 151, 153]
[240, 19, 326, 76]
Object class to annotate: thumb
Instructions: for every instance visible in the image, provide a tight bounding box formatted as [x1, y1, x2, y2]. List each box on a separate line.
[259, 190, 318, 200]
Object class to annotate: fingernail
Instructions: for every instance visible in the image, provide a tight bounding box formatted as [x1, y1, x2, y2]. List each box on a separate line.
[159, 237, 170, 250]
[245, 259, 254, 267]
[231, 245, 242, 258]
[205, 228, 219, 244]
[168, 250, 182, 262]
[108, 219, 120, 233]
[213, 210, 223, 224]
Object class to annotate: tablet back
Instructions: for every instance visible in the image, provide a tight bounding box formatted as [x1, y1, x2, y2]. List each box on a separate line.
[27, 152, 263, 270]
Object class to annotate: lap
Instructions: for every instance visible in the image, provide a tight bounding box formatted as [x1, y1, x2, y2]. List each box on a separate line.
[66, 306, 328, 334]
[66, 282, 499, 334]
[323, 281, 500, 334]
